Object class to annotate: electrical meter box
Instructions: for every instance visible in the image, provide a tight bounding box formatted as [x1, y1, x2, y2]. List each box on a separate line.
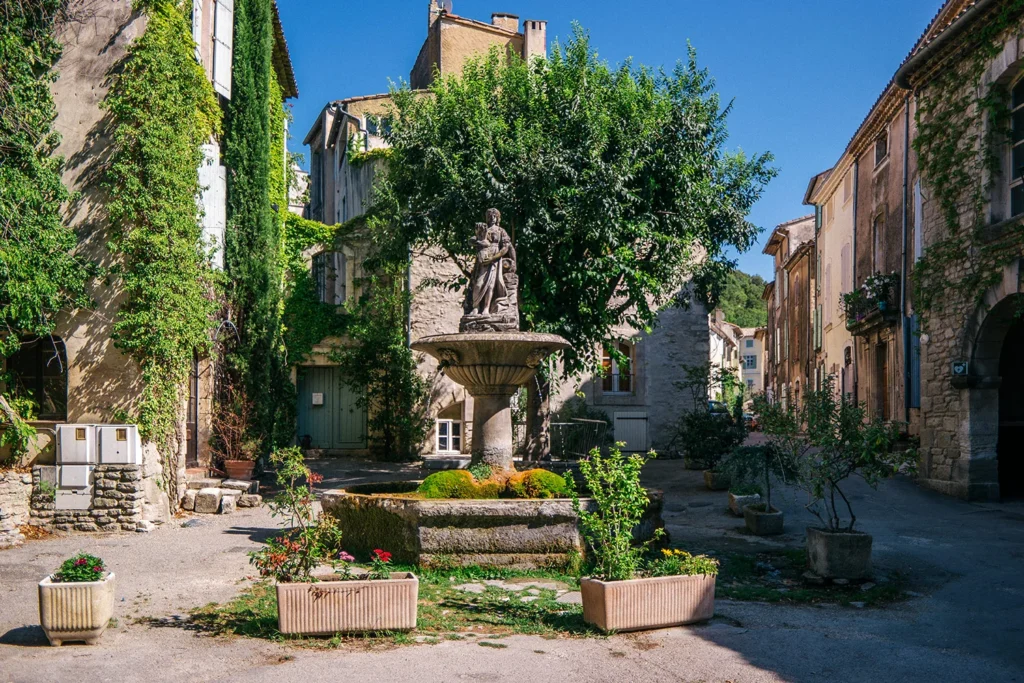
[97, 425, 141, 465]
[56, 464, 94, 510]
[56, 424, 96, 464]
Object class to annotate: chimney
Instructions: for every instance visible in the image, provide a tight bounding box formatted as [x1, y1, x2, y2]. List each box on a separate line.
[523, 19, 547, 60]
[429, 0, 447, 30]
[491, 12, 518, 32]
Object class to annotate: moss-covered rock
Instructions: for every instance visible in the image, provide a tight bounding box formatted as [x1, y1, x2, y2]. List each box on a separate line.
[418, 470, 479, 499]
[506, 469, 568, 499]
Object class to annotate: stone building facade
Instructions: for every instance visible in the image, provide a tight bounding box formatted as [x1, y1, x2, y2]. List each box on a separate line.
[793, 0, 1024, 500]
[301, 2, 710, 457]
[763, 215, 816, 410]
[1, 2, 297, 525]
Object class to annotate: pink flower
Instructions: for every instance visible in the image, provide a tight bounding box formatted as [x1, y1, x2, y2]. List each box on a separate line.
[338, 551, 355, 563]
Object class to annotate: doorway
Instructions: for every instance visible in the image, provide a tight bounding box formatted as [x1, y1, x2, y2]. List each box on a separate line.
[296, 366, 366, 450]
[875, 342, 889, 419]
[998, 315, 1024, 497]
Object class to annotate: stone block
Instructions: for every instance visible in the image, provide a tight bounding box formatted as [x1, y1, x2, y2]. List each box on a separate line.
[219, 495, 236, 514]
[74, 522, 98, 532]
[221, 479, 256, 493]
[120, 468, 142, 482]
[136, 520, 156, 533]
[237, 494, 262, 508]
[187, 478, 224, 490]
[193, 487, 222, 514]
[116, 483, 139, 493]
[182, 489, 197, 511]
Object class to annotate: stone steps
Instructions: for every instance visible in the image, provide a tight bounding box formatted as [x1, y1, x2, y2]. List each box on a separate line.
[182, 474, 260, 514]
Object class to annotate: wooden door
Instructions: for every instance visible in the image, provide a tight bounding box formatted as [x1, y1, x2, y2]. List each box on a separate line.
[296, 367, 366, 449]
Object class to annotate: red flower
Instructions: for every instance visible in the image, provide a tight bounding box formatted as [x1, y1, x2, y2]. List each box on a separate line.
[308, 473, 324, 485]
[93, 566, 102, 572]
[75, 558, 87, 566]
[372, 549, 391, 563]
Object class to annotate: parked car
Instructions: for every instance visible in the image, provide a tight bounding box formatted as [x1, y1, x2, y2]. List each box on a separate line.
[708, 401, 731, 420]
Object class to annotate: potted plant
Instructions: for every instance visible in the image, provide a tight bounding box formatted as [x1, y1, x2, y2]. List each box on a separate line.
[211, 380, 259, 480]
[797, 377, 913, 579]
[732, 396, 800, 536]
[38, 553, 115, 646]
[671, 364, 746, 486]
[250, 447, 417, 635]
[570, 444, 718, 632]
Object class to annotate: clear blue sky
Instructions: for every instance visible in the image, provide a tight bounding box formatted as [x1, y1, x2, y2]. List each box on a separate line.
[277, 0, 941, 279]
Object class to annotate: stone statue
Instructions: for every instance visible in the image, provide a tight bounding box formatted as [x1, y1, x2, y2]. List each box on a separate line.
[461, 208, 519, 332]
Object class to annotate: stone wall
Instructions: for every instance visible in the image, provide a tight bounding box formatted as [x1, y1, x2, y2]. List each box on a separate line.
[0, 471, 32, 548]
[30, 465, 145, 533]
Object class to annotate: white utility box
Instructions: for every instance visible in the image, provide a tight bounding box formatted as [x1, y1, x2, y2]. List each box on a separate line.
[97, 425, 142, 465]
[55, 489, 92, 510]
[56, 424, 97, 464]
[56, 464, 94, 510]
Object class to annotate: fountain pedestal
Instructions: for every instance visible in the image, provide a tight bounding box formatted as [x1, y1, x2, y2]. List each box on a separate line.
[411, 332, 569, 471]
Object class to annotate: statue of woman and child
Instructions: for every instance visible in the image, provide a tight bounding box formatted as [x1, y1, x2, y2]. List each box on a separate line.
[460, 208, 520, 332]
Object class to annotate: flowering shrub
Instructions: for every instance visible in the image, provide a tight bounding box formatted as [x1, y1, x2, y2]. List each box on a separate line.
[648, 549, 719, 578]
[368, 549, 392, 580]
[249, 447, 342, 583]
[52, 553, 106, 583]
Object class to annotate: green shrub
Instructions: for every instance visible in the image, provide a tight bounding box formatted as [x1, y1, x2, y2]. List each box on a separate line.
[418, 470, 480, 499]
[467, 463, 492, 481]
[52, 553, 106, 583]
[506, 469, 568, 499]
[648, 548, 719, 578]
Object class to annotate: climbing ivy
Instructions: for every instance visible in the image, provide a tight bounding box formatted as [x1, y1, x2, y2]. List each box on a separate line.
[0, 0, 94, 459]
[912, 0, 1024, 326]
[103, 0, 221, 449]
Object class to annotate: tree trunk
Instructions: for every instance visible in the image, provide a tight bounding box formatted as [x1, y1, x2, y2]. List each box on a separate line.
[524, 375, 551, 462]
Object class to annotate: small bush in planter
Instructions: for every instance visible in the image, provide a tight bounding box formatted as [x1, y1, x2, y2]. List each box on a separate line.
[670, 364, 746, 476]
[250, 447, 342, 583]
[52, 553, 107, 582]
[569, 444, 717, 631]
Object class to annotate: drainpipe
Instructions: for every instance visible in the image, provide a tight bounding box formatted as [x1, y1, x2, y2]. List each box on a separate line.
[405, 245, 413, 349]
[901, 95, 912, 425]
[852, 159, 859, 403]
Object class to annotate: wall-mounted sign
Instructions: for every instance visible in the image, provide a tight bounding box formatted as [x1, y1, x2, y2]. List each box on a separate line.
[311, 392, 324, 406]
[951, 361, 969, 377]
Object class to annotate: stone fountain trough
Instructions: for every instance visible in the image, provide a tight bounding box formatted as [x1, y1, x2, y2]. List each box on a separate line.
[321, 483, 665, 568]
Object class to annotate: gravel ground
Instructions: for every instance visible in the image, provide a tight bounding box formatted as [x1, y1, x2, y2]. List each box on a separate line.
[1, 453, 1023, 683]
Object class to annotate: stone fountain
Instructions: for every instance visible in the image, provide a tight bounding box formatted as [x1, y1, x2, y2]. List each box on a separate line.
[411, 208, 568, 472]
[320, 209, 662, 568]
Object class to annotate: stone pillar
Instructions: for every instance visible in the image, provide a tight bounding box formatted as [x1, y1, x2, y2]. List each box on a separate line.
[471, 393, 515, 471]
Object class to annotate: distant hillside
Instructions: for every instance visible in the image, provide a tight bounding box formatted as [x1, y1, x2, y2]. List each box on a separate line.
[718, 270, 767, 328]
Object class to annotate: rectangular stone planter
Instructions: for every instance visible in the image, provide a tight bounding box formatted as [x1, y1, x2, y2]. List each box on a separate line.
[743, 504, 784, 536]
[703, 470, 731, 491]
[806, 527, 873, 579]
[581, 574, 715, 633]
[728, 492, 760, 516]
[38, 572, 115, 646]
[276, 573, 418, 635]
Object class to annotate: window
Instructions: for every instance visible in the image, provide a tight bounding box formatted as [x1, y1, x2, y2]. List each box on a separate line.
[843, 170, 853, 204]
[745, 339, 754, 349]
[1010, 78, 1024, 216]
[874, 133, 888, 167]
[775, 326, 780, 363]
[840, 243, 851, 296]
[743, 355, 757, 370]
[436, 419, 462, 454]
[601, 342, 633, 394]
[824, 263, 833, 326]
[746, 379, 755, 391]
[4, 337, 68, 420]
[312, 251, 347, 305]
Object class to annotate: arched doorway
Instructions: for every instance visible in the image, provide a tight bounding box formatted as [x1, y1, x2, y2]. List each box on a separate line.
[998, 311, 1024, 497]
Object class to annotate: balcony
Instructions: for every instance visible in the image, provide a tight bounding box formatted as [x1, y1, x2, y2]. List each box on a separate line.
[846, 302, 899, 335]
[843, 272, 900, 337]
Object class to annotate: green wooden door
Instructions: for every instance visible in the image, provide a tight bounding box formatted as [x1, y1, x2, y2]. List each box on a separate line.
[296, 367, 366, 449]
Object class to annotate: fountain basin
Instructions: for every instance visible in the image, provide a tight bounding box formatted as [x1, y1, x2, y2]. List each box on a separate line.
[321, 483, 665, 569]
[412, 332, 569, 470]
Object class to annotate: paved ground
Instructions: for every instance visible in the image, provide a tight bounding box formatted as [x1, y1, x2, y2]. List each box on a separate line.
[1, 452, 1023, 683]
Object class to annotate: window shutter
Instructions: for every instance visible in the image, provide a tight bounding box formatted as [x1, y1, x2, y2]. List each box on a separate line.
[192, 0, 203, 60]
[212, 0, 233, 99]
[332, 252, 347, 305]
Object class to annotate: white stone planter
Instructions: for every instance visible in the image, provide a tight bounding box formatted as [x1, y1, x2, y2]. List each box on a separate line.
[38, 573, 115, 646]
[728, 492, 761, 516]
[276, 573, 418, 635]
[580, 574, 715, 633]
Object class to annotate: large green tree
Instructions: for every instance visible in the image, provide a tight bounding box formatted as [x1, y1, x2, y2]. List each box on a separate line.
[717, 269, 768, 328]
[372, 30, 774, 452]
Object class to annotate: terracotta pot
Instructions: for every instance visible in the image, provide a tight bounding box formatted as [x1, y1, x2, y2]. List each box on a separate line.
[703, 470, 731, 491]
[806, 527, 873, 579]
[38, 572, 116, 646]
[223, 460, 255, 480]
[276, 572, 418, 634]
[581, 574, 715, 633]
[743, 504, 784, 536]
[728, 491, 760, 516]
